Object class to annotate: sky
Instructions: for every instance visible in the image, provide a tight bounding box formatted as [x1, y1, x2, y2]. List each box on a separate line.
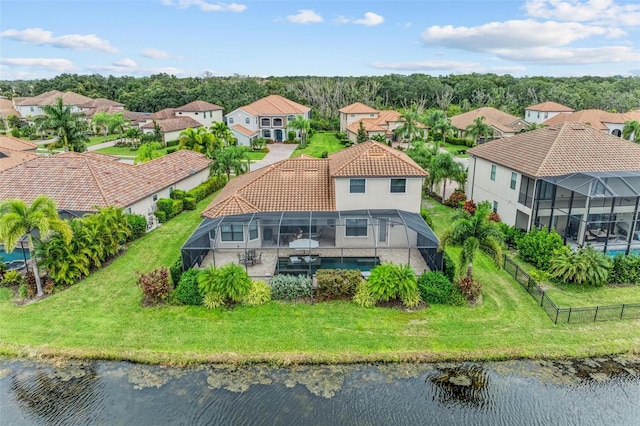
[0, 0, 639, 80]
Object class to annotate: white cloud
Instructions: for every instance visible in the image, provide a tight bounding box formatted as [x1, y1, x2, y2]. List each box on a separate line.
[87, 63, 186, 75]
[525, 0, 640, 27]
[0, 28, 118, 53]
[141, 48, 171, 59]
[113, 58, 137, 68]
[336, 12, 384, 26]
[161, 0, 246, 12]
[421, 20, 621, 51]
[494, 45, 640, 64]
[287, 9, 323, 24]
[0, 57, 75, 72]
[369, 60, 479, 72]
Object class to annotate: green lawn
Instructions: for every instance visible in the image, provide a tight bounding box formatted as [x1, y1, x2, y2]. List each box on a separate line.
[95, 145, 170, 157]
[247, 150, 267, 161]
[0, 196, 638, 365]
[292, 132, 345, 158]
[440, 141, 470, 158]
[87, 135, 120, 147]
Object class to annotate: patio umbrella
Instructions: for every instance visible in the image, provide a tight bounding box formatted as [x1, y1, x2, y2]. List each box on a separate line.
[288, 238, 320, 249]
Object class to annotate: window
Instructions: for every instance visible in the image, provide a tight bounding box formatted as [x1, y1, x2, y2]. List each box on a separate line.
[249, 223, 258, 240]
[493, 201, 498, 213]
[390, 178, 406, 193]
[349, 178, 366, 193]
[544, 112, 548, 119]
[490, 164, 496, 181]
[350, 114, 355, 117]
[288, 115, 295, 122]
[245, 117, 250, 124]
[369, 113, 375, 117]
[273, 118, 283, 127]
[221, 224, 243, 241]
[537, 112, 540, 119]
[510, 172, 517, 190]
[195, 112, 199, 115]
[345, 218, 368, 237]
[263, 129, 271, 138]
[30, 107, 34, 112]
[169, 186, 174, 194]
[125, 207, 132, 214]
[152, 194, 158, 202]
[228, 117, 234, 124]
[178, 111, 183, 115]
[527, 111, 530, 117]
[261, 117, 271, 127]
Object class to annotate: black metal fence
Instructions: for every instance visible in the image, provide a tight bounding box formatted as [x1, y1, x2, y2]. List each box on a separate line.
[502, 255, 640, 324]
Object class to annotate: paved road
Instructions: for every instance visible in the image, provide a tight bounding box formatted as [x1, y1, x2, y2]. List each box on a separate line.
[249, 143, 297, 171]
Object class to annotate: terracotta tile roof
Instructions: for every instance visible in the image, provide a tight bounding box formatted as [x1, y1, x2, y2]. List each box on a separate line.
[0, 135, 38, 151]
[467, 122, 640, 177]
[150, 108, 177, 120]
[375, 109, 401, 123]
[16, 90, 93, 107]
[14, 90, 63, 106]
[0, 99, 19, 118]
[78, 98, 124, 109]
[202, 156, 334, 218]
[0, 150, 210, 212]
[525, 101, 574, 112]
[0, 147, 39, 172]
[542, 109, 626, 129]
[329, 140, 428, 177]
[140, 117, 202, 133]
[174, 100, 223, 112]
[338, 102, 379, 114]
[81, 151, 121, 161]
[231, 124, 258, 137]
[346, 119, 386, 134]
[450, 107, 525, 133]
[238, 95, 310, 116]
[122, 110, 152, 125]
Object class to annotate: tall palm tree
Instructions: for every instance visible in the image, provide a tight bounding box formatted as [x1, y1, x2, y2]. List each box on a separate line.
[91, 111, 111, 137]
[622, 120, 640, 143]
[178, 127, 216, 154]
[422, 109, 448, 141]
[40, 98, 88, 152]
[429, 153, 465, 200]
[464, 117, 494, 144]
[210, 122, 237, 147]
[210, 145, 250, 180]
[0, 196, 72, 296]
[394, 106, 424, 142]
[107, 113, 128, 140]
[287, 115, 311, 146]
[441, 201, 502, 278]
[432, 118, 456, 144]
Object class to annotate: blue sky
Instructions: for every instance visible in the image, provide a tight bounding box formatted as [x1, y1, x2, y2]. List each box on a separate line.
[1, 0, 638, 80]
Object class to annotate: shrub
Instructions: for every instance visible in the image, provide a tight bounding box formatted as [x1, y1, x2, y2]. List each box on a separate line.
[320, 151, 328, 158]
[156, 198, 174, 218]
[287, 130, 296, 142]
[173, 268, 203, 305]
[420, 208, 433, 228]
[1, 270, 25, 287]
[365, 263, 421, 308]
[417, 271, 465, 305]
[447, 136, 474, 146]
[183, 196, 196, 210]
[488, 211, 501, 222]
[137, 267, 173, 305]
[43, 277, 55, 295]
[127, 214, 147, 241]
[461, 200, 476, 215]
[549, 246, 611, 287]
[154, 210, 167, 223]
[353, 280, 376, 307]
[198, 264, 252, 304]
[18, 284, 28, 299]
[498, 223, 522, 248]
[170, 189, 186, 200]
[270, 274, 314, 301]
[166, 140, 179, 147]
[516, 228, 564, 270]
[315, 269, 362, 301]
[169, 258, 183, 286]
[24, 272, 37, 298]
[203, 292, 225, 309]
[241, 280, 272, 306]
[171, 199, 184, 217]
[458, 276, 482, 302]
[444, 190, 466, 208]
[442, 250, 457, 283]
[608, 254, 640, 285]
[166, 148, 176, 154]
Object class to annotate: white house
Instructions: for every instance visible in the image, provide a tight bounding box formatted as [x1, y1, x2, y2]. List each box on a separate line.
[542, 109, 637, 137]
[340, 105, 405, 143]
[451, 107, 529, 141]
[13, 90, 93, 118]
[524, 101, 574, 124]
[174, 100, 224, 128]
[226, 95, 311, 145]
[339, 102, 380, 132]
[140, 116, 204, 144]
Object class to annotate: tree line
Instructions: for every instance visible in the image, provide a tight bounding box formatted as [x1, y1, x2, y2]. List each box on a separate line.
[2, 73, 638, 120]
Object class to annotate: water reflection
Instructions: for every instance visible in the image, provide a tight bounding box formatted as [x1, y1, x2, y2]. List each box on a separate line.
[428, 363, 492, 410]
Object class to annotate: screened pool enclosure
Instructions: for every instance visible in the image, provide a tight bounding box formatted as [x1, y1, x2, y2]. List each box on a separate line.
[181, 209, 441, 279]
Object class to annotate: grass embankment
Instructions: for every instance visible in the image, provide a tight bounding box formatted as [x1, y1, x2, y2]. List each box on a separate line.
[440, 141, 470, 158]
[292, 132, 344, 158]
[1, 197, 639, 366]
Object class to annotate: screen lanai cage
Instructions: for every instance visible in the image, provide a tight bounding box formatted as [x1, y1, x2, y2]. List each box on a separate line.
[181, 209, 442, 279]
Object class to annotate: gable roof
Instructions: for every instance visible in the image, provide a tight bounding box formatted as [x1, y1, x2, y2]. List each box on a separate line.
[78, 98, 124, 109]
[0, 98, 19, 118]
[338, 102, 379, 114]
[150, 108, 176, 120]
[467, 122, 640, 177]
[542, 109, 626, 129]
[0, 135, 38, 151]
[174, 100, 223, 112]
[237, 95, 310, 116]
[0, 147, 39, 172]
[450, 107, 525, 133]
[140, 116, 202, 133]
[346, 119, 386, 134]
[231, 124, 258, 137]
[0, 150, 211, 212]
[525, 101, 574, 112]
[15, 90, 93, 107]
[329, 140, 428, 177]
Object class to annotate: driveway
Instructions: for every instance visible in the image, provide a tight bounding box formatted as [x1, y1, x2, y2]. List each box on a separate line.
[250, 143, 297, 171]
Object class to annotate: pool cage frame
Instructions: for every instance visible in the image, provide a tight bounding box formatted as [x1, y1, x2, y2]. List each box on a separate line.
[181, 209, 441, 279]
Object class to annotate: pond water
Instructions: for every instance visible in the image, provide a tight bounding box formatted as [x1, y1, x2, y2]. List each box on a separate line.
[0, 356, 638, 425]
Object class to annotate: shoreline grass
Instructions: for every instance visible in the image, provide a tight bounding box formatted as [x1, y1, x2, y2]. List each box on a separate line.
[1, 196, 639, 367]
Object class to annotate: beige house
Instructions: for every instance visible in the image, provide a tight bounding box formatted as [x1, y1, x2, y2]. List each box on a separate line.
[339, 102, 380, 132]
[451, 107, 529, 141]
[182, 141, 442, 278]
[138, 100, 224, 143]
[13, 90, 93, 118]
[226, 95, 311, 145]
[78, 98, 125, 119]
[0, 150, 211, 222]
[524, 101, 574, 124]
[140, 116, 203, 144]
[542, 109, 639, 137]
[174, 100, 224, 129]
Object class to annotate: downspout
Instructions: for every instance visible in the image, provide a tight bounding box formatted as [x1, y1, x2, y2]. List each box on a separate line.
[469, 155, 477, 200]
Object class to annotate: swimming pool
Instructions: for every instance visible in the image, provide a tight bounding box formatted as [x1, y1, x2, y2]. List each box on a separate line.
[606, 249, 640, 257]
[0, 246, 30, 263]
[276, 256, 380, 275]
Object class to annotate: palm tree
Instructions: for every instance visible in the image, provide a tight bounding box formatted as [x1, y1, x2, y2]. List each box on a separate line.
[549, 246, 611, 286]
[210, 122, 237, 147]
[518, 122, 544, 133]
[464, 117, 494, 144]
[432, 118, 456, 144]
[107, 113, 128, 140]
[422, 109, 447, 141]
[0, 196, 72, 296]
[91, 111, 111, 137]
[622, 120, 640, 143]
[40, 98, 88, 152]
[429, 153, 465, 200]
[441, 201, 502, 278]
[178, 127, 216, 154]
[394, 106, 424, 142]
[134, 142, 163, 164]
[287, 115, 311, 146]
[210, 145, 250, 180]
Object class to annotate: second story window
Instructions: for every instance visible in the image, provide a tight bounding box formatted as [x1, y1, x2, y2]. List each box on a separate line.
[245, 117, 250, 124]
[490, 165, 496, 181]
[228, 117, 234, 124]
[390, 178, 406, 193]
[510, 172, 517, 190]
[349, 178, 366, 193]
[273, 117, 283, 127]
[261, 117, 271, 127]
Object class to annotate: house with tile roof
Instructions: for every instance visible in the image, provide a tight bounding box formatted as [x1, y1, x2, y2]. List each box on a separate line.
[226, 95, 311, 145]
[466, 122, 640, 254]
[0, 149, 211, 221]
[542, 109, 638, 137]
[182, 141, 441, 278]
[0, 135, 38, 152]
[140, 116, 204, 144]
[451, 107, 529, 141]
[0, 147, 39, 173]
[78, 98, 125, 118]
[174, 100, 223, 129]
[338, 102, 406, 143]
[524, 101, 574, 124]
[0, 98, 20, 124]
[339, 102, 380, 132]
[13, 90, 93, 118]
[137, 100, 224, 143]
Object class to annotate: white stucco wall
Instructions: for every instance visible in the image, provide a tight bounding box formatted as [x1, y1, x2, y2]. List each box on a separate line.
[525, 110, 571, 124]
[334, 177, 423, 213]
[175, 110, 223, 128]
[226, 110, 257, 132]
[340, 112, 378, 132]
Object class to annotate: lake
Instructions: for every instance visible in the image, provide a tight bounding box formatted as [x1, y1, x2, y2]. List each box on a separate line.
[0, 356, 638, 425]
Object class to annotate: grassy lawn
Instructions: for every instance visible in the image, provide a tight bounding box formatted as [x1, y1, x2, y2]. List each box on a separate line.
[86, 135, 120, 147]
[94, 145, 170, 158]
[440, 141, 470, 158]
[247, 150, 267, 161]
[292, 132, 345, 158]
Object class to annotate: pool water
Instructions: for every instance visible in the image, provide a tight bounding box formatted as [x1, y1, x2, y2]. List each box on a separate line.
[276, 256, 380, 275]
[0, 246, 30, 263]
[606, 249, 640, 257]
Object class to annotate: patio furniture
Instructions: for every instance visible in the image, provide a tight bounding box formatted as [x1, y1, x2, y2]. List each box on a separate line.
[289, 256, 301, 264]
[237, 251, 261, 266]
[288, 238, 320, 250]
[302, 256, 320, 265]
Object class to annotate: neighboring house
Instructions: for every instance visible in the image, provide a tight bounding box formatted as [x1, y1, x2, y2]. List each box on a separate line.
[524, 101, 574, 124]
[0, 135, 38, 151]
[174, 100, 223, 128]
[466, 122, 640, 255]
[0, 147, 39, 173]
[140, 116, 203, 144]
[344, 109, 404, 143]
[0, 150, 211, 222]
[226, 95, 311, 145]
[13, 90, 93, 118]
[339, 102, 380, 132]
[181, 141, 441, 277]
[78, 98, 125, 119]
[450, 107, 529, 141]
[541, 109, 640, 137]
[0, 98, 20, 125]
